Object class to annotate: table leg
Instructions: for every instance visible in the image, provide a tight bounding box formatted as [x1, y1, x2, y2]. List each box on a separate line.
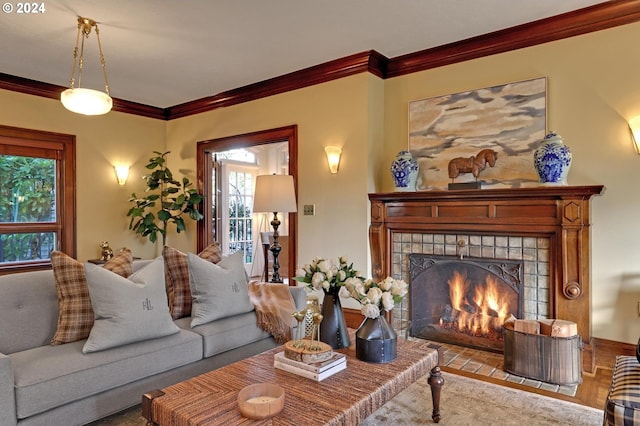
[141, 389, 165, 425]
[427, 366, 444, 423]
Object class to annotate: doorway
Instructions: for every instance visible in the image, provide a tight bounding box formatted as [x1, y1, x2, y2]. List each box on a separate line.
[196, 126, 298, 281]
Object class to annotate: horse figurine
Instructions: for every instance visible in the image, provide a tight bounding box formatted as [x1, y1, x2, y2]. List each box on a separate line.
[448, 149, 498, 181]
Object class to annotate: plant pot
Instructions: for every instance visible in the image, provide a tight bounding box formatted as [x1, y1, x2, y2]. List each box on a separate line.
[319, 293, 350, 349]
[355, 315, 397, 363]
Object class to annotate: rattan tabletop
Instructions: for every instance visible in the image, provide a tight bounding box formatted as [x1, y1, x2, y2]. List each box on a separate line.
[144, 332, 441, 425]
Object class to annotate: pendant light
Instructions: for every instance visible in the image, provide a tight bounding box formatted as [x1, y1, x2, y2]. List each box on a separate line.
[60, 17, 113, 115]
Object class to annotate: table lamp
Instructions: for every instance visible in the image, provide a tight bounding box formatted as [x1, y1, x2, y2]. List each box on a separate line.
[253, 174, 297, 282]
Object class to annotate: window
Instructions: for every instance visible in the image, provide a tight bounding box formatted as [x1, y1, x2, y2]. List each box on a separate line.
[0, 125, 76, 273]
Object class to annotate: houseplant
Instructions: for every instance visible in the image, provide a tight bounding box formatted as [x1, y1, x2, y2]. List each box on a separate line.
[340, 276, 408, 363]
[294, 256, 362, 349]
[127, 151, 203, 246]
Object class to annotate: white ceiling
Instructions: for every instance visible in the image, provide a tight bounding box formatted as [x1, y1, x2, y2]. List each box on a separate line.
[0, 0, 608, 108]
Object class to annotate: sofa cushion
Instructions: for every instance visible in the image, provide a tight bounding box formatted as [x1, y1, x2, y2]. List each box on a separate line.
[83, 257, 179, 353]
[50, 250, 134, 345]
[189, 251, 254, 327]
[11, 329, 202, 419]
[175, 312, 270, 358]
[0, 270, 59, 354]
[163, 243, 222, 320]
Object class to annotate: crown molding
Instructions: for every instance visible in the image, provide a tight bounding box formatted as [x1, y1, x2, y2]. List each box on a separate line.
[166, 50, 387, 119]
[0, 72, 166, 120]
[387, 0, 640, 78]
[1, 0, 639, 120]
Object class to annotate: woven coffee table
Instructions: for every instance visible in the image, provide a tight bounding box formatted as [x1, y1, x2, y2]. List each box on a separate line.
[142, 334, 443, 425]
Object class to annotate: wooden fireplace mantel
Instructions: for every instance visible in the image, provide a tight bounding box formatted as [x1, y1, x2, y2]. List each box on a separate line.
[368, 185, 604, 372]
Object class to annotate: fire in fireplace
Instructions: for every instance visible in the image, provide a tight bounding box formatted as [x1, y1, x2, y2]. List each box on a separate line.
[409, 254, 523, 352]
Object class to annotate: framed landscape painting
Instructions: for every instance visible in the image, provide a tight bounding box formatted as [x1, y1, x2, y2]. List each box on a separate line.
[408, 77, 546, 190]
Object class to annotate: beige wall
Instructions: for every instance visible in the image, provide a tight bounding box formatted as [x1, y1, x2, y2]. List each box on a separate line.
[166, 73, 376, 274]
[383, 22, 640, 344]
[2, 21, 639, 343]
[0, 89, 165, 260]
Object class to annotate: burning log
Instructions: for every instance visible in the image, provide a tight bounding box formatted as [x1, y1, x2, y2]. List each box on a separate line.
[441, 304, 459, 323]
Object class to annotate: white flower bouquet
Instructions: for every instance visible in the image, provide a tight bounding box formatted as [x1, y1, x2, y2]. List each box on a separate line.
[294, 256, 362, 295]
[339, 276, 408, 319]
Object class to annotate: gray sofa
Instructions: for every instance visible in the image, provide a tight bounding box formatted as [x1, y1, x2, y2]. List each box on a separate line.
[0, 262, 306, 426]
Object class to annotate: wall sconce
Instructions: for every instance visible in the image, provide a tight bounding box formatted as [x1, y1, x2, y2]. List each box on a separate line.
[629, 116, 640, 154]
[114, 165, 129, 186]
[324, 146, 342, 174]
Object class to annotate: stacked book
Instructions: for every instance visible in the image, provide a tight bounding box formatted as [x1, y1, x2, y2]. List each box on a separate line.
[273, 351, 346, 381]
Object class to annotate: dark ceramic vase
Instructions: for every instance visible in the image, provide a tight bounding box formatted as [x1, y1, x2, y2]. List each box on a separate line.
[355, 315, 397, 363]
[319, 293, 351, 349]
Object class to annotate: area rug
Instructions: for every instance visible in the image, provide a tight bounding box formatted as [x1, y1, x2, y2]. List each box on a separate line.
[361, 371, 603, 425]
[93, 371, 603, 425]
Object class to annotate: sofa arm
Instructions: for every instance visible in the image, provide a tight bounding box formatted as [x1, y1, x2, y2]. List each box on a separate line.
[0, 353, 16, 426]
[288, 286, 308, 311]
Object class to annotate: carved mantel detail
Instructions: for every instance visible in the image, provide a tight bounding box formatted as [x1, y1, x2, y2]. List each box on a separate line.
[368, 185, 604, 372]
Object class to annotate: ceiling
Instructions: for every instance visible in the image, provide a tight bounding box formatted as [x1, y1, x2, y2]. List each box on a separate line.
[0, 0, 609, 109]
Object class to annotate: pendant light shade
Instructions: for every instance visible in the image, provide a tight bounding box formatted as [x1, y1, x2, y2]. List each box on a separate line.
[61, 17, 113, 115]
[61, 88, 113, 115]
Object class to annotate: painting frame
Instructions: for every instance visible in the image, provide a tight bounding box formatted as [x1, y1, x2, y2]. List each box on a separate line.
[408, 77, 547, 190]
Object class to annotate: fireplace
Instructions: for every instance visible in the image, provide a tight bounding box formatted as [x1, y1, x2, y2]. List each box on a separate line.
[410, 254, 523, 352]
[368, 186, 603, 372]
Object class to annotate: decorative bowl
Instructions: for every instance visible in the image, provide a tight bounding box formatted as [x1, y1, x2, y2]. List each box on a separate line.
[237, 383, 285, 419]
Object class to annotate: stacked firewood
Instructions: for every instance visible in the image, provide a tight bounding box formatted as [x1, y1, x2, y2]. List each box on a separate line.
[504, 317, 577, 337]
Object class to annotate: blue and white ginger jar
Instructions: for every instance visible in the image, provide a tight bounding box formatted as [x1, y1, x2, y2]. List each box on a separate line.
[391, 150, 419, 191]
[533, 131, 572, 185]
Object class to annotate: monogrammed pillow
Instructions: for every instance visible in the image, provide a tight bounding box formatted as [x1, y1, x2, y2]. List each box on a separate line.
[50, 249, 133, 345]
[189, 251, 253, 327]
[163, 243, 222, 319]
[82, 257, 179, 353]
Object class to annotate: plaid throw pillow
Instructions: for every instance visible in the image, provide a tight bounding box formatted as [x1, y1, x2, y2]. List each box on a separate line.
[50, 249, 134, 345]
[163, 243, 222, 319]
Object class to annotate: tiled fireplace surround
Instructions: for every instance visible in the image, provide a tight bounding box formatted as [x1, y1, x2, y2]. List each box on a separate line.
[368, 186, 603, 373]
[392, 232, 550, 328]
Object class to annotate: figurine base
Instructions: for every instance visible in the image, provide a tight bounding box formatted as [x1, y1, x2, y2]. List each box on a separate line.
[448, 181, 483, 190]
[283, 340, 333, 363]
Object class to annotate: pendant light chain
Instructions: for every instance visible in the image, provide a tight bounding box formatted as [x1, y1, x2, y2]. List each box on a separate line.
[94, 23, 110, 96]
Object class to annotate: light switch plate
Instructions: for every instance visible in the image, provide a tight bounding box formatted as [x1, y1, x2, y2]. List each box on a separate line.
[303, 204, 315, 215]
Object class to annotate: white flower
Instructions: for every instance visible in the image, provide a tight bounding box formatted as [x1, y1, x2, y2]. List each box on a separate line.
[362, 303, 381, 319]
[322, 280, 330, 291]
[379, 276, 394, 291]
[391, 279, 408, 297]
[381, 291, 395, 311]
[337, 270, 346, 281]
[338, 286, 351, 299]
[311, 272, 325, 288]
[366, 287, 383, 305]
[296, 267, 307, 277]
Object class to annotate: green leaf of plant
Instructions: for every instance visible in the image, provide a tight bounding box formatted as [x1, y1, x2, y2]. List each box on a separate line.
[157, 210, 171, 221]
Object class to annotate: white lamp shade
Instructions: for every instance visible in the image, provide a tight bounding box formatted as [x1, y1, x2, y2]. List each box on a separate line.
[324, 146, 342, 173]
[61, 88, 113, 115]
[253, 174, 297, 213]
[114, 165, 129, 185]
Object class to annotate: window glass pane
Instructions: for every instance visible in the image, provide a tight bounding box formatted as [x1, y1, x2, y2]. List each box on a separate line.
[0, 232, 56, 263]
[227, 169, 255, 265]
[0, 155, 56, 223]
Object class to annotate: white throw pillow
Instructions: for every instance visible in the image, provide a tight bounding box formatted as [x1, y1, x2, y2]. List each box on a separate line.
[82, 256, 179, 353]
[189, 250, 253, 327]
